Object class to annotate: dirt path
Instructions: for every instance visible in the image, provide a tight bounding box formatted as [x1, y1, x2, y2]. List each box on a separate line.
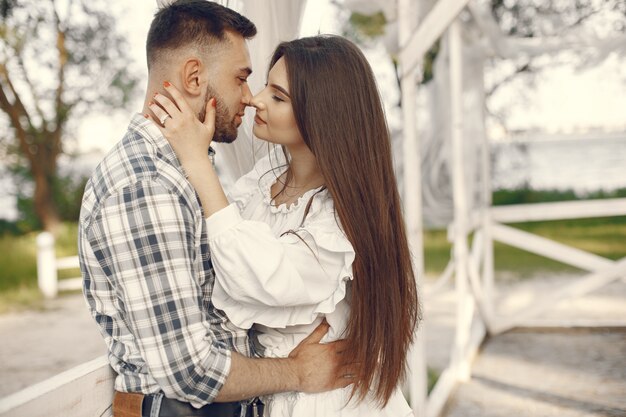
[427, 274, 626, 417]
[442, 329, 626, 417]
[0, 294, 105, 397]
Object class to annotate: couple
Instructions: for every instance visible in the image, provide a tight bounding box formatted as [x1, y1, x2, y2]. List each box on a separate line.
[78, 1, 420, 417]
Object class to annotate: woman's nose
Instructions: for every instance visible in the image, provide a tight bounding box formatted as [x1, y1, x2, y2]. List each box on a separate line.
[250, 93, 265, 110]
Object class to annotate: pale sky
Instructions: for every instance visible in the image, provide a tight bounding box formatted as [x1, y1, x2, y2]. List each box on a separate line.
[487, 53, 626, 138]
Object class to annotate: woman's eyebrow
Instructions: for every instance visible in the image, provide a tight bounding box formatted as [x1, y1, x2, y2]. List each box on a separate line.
[269, 83, 290, 97]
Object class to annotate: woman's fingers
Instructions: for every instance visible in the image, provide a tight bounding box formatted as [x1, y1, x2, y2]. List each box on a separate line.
[152, 93, 181, 124]
[147, 101, 171, 127]
[204, 98, 216, 133]
[162, 81, 193, 114]
[144, 113, 167, 135]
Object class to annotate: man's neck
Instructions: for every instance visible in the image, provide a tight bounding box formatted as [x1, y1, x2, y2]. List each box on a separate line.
[141, 79, 165, 115]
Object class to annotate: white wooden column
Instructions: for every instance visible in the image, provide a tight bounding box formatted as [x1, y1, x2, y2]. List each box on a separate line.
[37, 232, 58, 299]
[449, 18, 474, 381]
[398, 0, 427, 414]
[478, 69, 495, 324]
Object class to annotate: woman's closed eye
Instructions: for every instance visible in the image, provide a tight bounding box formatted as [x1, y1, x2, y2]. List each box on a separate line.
[272, 95, 285, 102]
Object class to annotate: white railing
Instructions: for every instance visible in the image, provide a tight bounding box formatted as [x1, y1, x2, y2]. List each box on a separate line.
[36, 232, 82, 298]
[0, 356, 114, 417]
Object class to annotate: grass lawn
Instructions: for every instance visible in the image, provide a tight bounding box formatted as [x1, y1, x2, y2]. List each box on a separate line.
[0, 223, 80, 313]
[423, 216, 626, 279]
[1, 217, 625, 312]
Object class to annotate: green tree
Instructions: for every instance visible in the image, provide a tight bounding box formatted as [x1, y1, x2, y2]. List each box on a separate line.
[0, 0, 137, 233]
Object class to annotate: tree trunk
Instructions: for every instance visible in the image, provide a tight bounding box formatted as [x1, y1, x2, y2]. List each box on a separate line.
[32, 169, 61, 234]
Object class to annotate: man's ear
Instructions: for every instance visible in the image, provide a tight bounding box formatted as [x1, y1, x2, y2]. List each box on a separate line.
[181, 58, 204, 97]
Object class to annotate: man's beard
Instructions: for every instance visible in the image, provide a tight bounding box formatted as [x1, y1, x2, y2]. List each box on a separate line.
[199, 85, 238, 144]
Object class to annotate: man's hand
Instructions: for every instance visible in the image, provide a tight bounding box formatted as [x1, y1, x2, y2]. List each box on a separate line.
[216, 320, 358, 402]
[288, 320, 356, 392]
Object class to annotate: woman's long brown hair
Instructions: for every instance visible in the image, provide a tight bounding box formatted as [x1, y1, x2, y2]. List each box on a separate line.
[269, 36, 420, 406]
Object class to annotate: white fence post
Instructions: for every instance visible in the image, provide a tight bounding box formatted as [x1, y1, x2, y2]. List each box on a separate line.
[36, 232, 58, 299]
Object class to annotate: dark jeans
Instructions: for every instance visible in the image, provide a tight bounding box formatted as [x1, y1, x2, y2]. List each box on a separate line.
[145, 395, 264, 417]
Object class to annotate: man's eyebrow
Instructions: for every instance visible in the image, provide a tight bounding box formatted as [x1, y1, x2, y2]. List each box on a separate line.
[239, 67, 252, 76]
[269, 83, 290, 98]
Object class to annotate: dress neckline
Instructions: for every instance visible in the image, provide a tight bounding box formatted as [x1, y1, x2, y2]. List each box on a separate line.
[261, 172, 326, 214]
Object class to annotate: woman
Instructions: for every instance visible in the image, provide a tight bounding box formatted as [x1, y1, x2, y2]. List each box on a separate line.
[149, 35, 420, 416]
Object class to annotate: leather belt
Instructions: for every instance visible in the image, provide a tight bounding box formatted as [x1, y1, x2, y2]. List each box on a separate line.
[113, 391, 264, 417]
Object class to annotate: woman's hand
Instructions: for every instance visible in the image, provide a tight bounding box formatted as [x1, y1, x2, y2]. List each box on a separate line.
[146, 81, 229, 218]
[147, 81, 216, 167]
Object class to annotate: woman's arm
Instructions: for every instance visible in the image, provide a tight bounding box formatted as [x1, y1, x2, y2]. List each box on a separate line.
[147, 82, 228, 218]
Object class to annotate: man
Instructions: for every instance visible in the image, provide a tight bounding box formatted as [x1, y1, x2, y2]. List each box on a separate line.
[78, 2, 351, 417]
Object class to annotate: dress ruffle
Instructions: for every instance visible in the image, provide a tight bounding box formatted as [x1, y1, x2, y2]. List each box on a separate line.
[209, 207, 355, 330]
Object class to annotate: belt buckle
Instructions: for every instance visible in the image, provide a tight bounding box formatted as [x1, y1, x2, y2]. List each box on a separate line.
[249, 398, 264, 417]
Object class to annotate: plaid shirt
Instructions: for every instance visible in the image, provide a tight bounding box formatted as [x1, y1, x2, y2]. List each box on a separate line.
[79, 114, 251, 407]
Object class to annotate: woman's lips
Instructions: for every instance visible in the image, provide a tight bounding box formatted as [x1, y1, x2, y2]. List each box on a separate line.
[254, 114, 266, 125]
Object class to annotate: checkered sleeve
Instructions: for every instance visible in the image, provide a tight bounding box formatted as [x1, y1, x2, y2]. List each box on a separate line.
[85, 178, 231, 406]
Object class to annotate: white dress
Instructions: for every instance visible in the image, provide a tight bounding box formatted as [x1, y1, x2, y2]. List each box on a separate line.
[205, 154, 413, 417]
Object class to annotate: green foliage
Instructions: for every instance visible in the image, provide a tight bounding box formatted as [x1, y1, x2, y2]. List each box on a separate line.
[0, 0, 17, 19]
[427, 368, 440, 394]
[16, 193, 42, 233]
[51, 174, 89, 222]
[493, 187, 626, 206]
[0, 219, 20, 235]
[489, 0, 626, 37]
[421, 41, 440, 84]
[348, 11, 387, 39]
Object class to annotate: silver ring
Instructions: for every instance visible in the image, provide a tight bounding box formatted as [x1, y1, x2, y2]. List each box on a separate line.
[160, 114, 171, 125]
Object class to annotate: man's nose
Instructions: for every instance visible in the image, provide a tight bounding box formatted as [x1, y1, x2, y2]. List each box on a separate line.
[242, 83, 253, 106]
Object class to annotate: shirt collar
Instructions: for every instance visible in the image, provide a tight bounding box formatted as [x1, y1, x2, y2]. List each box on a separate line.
[129, 112, 217, 168]
[129, 113, 179, 165]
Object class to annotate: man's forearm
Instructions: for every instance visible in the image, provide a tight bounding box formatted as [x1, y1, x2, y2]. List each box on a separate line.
[214, 322, 351, 402]
[214, 352, 299, 402]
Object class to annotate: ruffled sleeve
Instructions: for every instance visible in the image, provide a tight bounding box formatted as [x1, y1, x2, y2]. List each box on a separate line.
[205, 203, 355, 329]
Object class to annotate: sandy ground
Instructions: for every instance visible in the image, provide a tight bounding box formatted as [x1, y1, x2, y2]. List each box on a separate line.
[0, 294, 106, 397]
[443, 329, 626, 417]
[0, 272, 624, 417]
[427, 274, 626, 417]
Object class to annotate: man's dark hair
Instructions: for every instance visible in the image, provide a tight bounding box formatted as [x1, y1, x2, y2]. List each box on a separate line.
[146, 0, 256, 70]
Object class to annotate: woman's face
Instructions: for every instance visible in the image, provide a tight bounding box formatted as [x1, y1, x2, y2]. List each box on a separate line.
[250, 57, 304, 147]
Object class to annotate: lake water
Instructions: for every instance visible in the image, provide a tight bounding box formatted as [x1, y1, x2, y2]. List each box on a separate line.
[491, 137, 626, 192]
[1, 137, 625, 220]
